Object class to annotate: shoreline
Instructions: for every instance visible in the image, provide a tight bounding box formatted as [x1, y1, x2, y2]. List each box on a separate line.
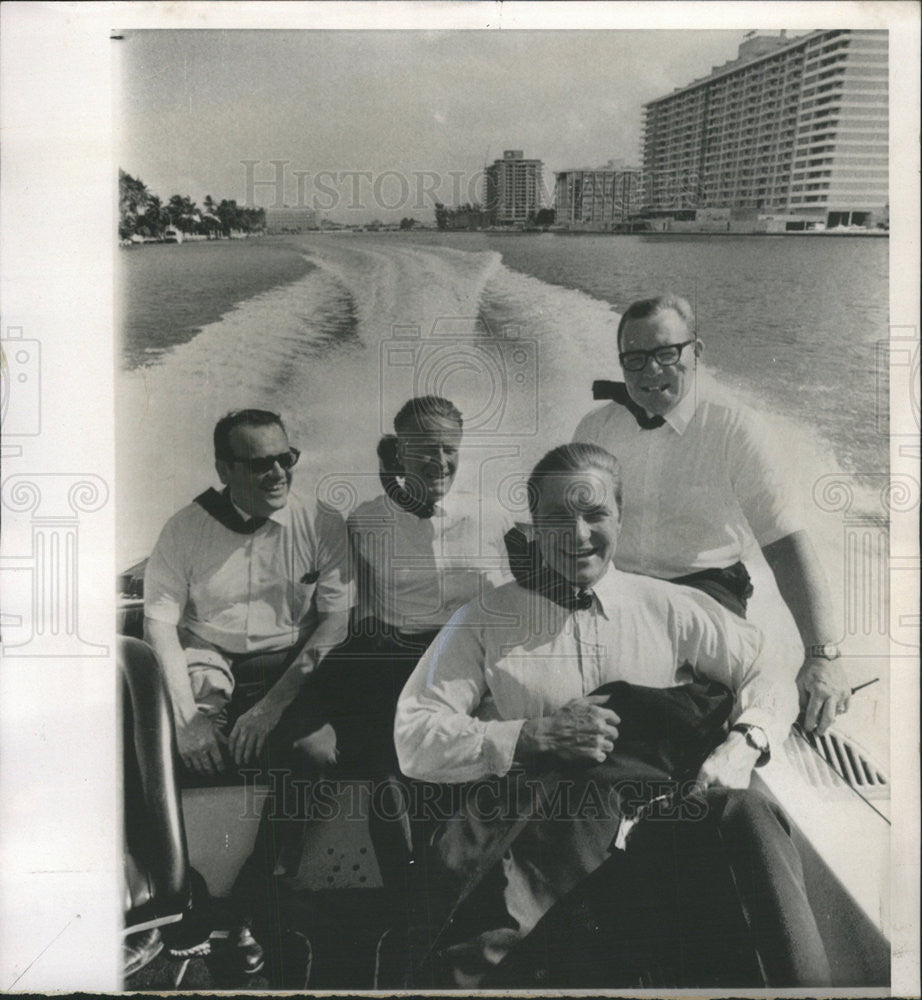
[120, 238, 314, 369]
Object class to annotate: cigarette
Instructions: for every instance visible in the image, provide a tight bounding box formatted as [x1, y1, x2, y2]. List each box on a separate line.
[850, 678, 879, 694]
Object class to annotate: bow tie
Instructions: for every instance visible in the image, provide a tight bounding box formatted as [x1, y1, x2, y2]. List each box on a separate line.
[532, 569, 596, 612]
[575, 588, 595, 611]
[609, 382, 665, 430]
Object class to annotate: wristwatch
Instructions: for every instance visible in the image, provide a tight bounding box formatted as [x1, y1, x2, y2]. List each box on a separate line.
[806, 643, 841, 661]
[730, 724, 771, 767]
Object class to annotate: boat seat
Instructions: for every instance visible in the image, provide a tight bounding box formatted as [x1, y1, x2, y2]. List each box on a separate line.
[121, 636, 193, 972]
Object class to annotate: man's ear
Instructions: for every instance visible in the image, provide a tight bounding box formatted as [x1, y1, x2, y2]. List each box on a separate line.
[693, 338, 705, 360]
[215, 459, 231, 485]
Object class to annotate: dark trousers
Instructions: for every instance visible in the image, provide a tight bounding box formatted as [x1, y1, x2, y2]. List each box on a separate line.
[488, 788, 830, 989]
[279, 621, 440, 894]
[176, 646, 313, 904]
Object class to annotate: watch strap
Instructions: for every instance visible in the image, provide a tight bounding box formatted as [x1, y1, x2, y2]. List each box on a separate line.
[806, 643, 841, 660]
[730, 723, 770, 767]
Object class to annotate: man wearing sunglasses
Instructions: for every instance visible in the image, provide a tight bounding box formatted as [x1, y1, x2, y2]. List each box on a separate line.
[573, 295, 850, 736]
[144, 408, 351, 782]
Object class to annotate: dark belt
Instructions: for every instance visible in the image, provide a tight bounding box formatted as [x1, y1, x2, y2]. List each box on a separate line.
[671, 562, 753, 618]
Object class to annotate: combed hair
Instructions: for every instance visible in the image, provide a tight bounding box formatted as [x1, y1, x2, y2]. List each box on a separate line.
[214, 409, 285, 460]
[616, 294, 695, 350]
[392, 396, 463, 435]
[527, 443, 623, 515]
[378, 396, 463, 502]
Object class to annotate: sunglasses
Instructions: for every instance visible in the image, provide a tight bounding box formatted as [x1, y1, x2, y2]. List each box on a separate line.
[223, 447, 300, 475]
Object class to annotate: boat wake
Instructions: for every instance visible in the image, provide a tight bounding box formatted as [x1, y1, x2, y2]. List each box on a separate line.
[118, 236, 889, 753]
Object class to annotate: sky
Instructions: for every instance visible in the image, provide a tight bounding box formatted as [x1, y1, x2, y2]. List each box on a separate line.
[118, 28, 776, 222]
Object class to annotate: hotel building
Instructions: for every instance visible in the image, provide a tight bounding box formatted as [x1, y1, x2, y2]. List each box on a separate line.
[642, 29, 888, 228]
[554, 161, 645, 230]
[485, 150, 544, 225]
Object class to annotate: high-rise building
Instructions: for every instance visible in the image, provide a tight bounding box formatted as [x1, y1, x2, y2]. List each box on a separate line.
[265, 207, 319, 233]
[485, 150, 544, 225]
[642, 29, 888, 227]
[554, 161, 645, 230]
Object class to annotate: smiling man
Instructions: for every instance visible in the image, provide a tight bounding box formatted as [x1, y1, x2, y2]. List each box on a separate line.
[395, 444, 828, 988]
[573, 295, 851, 734]
[143, 409, 351, 780]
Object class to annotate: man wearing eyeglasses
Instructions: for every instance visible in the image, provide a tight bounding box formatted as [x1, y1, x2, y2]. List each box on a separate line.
[573, 295, 850, 736]
[144, 408, 352, 779]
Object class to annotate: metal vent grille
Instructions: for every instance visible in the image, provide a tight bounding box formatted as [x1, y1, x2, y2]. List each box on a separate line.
[787, 726, 889, 799]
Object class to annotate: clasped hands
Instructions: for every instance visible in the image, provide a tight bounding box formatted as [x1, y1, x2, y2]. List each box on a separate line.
[177, 696, 285, 776]
[516, 695, 758, 790]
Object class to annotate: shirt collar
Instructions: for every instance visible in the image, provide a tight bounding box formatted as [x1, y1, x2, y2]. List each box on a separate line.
[658, 368, 709, 436]
[572, 564, 622, 620]
[228, 494, 291, 528]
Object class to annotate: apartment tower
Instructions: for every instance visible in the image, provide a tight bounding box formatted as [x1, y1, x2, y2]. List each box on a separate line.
[554, 161, 645, 230]
[642, 29, 888, 227]
[485, 150, 544, 225]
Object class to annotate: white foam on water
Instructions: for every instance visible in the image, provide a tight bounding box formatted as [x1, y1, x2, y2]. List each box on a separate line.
[117, 238, 503, 562]
[119, 238, 889, 755]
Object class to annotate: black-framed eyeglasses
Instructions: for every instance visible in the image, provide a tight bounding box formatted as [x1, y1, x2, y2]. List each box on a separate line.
[223, 448, 300, 474]
[619, 340, 696, 372]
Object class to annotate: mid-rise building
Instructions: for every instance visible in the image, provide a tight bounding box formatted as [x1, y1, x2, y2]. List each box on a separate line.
[642, 29, 888, 227]
[485, 150, 544, 225]
[265, 206, 319, 233]
[554, 161, 645, 230]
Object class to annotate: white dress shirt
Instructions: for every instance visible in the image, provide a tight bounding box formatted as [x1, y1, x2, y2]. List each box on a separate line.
[395, 566, 798, 784]
[573, 371, 802, 578]
[144, 489, 352, 653]
[348, 490, 511, 634]
[395, 566, 798, 938]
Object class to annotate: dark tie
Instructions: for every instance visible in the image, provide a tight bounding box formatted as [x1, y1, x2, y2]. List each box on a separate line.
[575, 588, 595, 611]
[608, 382, 665, 430]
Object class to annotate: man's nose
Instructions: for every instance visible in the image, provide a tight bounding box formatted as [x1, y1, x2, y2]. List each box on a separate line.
[574, 516, 592, 543]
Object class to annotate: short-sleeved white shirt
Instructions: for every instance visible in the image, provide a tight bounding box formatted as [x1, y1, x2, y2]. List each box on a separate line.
[144, 489, 352, 654]
[573, 371, 802, 578]
[347, 490, 511, 634]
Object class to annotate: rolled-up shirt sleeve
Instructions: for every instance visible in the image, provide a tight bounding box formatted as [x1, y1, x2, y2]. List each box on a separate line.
[395, 606, 526, 784]
[671, 587, 798, 750]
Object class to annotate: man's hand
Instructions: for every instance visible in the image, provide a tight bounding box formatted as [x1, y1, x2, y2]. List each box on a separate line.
[228, 696, 286, 766]
[177, 712, 225, 776]
[696, 730, 761, 790]
[798, 656, 850, 735]
[516, 695, 620, 764]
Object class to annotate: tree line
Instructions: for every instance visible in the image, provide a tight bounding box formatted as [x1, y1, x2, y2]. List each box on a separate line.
[119, 170, 266, 239]
[434, 202, 555, 230]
